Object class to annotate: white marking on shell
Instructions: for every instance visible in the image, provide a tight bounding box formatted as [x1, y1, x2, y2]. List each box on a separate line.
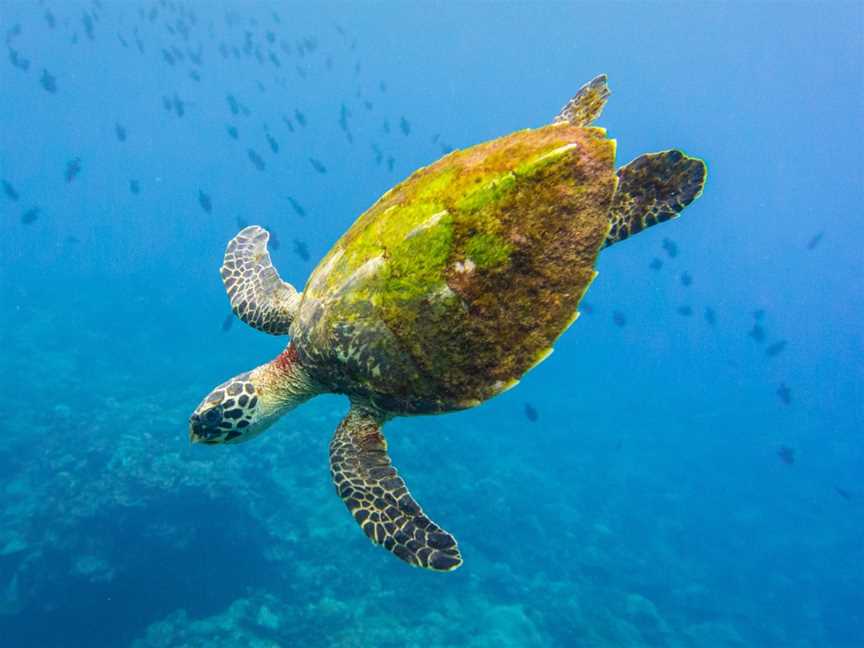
[532, 142, 579, 165]
[453, 258, 476, 274]
[404, 210, 447, 240]
[308, 249, 344, 294]
[335, 254, 385, 296]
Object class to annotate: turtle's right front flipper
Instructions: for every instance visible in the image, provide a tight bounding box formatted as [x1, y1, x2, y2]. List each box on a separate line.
[330, 405, 463, 572]
[221, 226, 301, 335]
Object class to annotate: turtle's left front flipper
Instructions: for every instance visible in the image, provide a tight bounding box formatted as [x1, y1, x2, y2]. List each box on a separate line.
[221, 225, 301, 335]
[330, 405, 463, 572]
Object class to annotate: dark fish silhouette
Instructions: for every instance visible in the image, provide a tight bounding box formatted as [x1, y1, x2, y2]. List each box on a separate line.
[2, 179, 19, 201]
[227, 94, 239, 115]
[752, 309, 765, 321]
[222, 313, 234, 332]
[226, 125, 238, 140]
[282, 115, 295, 132]
[65, 235, 80, 244]
[807, 231, 824, 250]
[172, 95, 185, 118]
[834, 486, 852, 501]
[294, 109, 306, 126]
[129, 179, 140, 195]
[190, 70, 201, 82]
[309, 158, 327, 174]
[580, 301, 593, 314]
[661, 237, 678, 258]
[399, 116, 411, 135]
[198, 190, 212, 214]
[40, 69, 57, 93]
[266, 132, 279, 153]
[749, 323, 765, 343]
[65, 158, 82, 183]
[115, 123, 127, 142]
[776, 383, 792, 405]
[44, 11, 56, 29]
[704, 307, 717, 326]
[293, 239, 310, 261]
[162, 49, 176, 66]
[21, 206, 40, 224]
[162, 96, 172, 111]
[6, 24, 21, 44]
[777, 446, 795, 465]
[288, 197, 306, 217]
[372, 144, 383, 165]
[677, 305, 693, 317]
[765, 340, 787, 357]
[247, 149, 266, 171]
[82, 12, 95, 40]
[524, 403, 539, 422]
[649, 257, 663, 270]
[266, 228, 281, 250]
[379, 80, 387, 92]
[8, 49, 30, 71]
[386, 156, 395, 172]
[680, 272, 693, 287]
[612, 311, 627, 327]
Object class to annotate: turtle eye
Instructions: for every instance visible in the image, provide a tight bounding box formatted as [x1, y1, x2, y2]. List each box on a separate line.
[203, 406, 222, 425]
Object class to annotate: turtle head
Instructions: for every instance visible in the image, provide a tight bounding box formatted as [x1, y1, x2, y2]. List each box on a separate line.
[189, 347, 317, 445]
[189, 371, 274, 445]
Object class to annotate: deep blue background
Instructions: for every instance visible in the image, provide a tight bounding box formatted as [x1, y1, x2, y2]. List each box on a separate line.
[1, 2, 862, 647]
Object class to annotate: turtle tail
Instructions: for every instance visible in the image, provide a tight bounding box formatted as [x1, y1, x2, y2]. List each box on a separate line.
[605, 150, 707, 247]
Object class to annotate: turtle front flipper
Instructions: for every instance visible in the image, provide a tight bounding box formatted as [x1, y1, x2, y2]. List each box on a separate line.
[605, 150, 707, 247]
[329, 405, 463, 572]
[554, 74, 610, 126]
[221, 225, 301, 335]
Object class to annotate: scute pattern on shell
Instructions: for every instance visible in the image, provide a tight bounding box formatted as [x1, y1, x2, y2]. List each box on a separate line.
[295, 124, 617, 413]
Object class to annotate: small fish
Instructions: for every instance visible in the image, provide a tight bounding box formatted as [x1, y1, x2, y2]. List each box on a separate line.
[82, 12, 95, 40]
[580, 301, 593, 315]
[288, 197, 306, 218]
[65, 235, 81, 244]
[752, 309, 765, 321]
[294, 109, 306, 126]
[2, 179, 19, 201]
[190, 70, 201, 82]
[399, 116, 411, 136]
[65, 158, 82, 183]
[226, 125, 238, 140]
[748, 323, 765, 343]
[293, 239, 310, 261]
[266, 228, 281, 250]
[227, 94, 239, 115]
[680, 272, 693, 287]
[282, 115, 295, 132]
[834, 486, 852, 501]
[162, 96, 172, 111]
[115, 123, 127, 142]
[172, 95, 185, 118]
[661, 238, 678, 258]
[21, 206, 40, 224]
[247, 149, 266, 171]
[379, 80, 387, 93]
[612, 311, 627, 327]
[40, 69, 57, 93]
[222, 313, 234, 332]
[776, 445, 795, 465]
[649, 257, 663, 270]
[309, 158, 327, 174]
[524, 403, 538, 422]
[198, 190, 212, 214]
[8, 49, 30, 71]
[266, 132, 279, 154]
[386, 156, 395, 172]
[677, 305, 693, 317]
[765, 340, 787, 358]
[162, 49, 175, 66]
[776, 383, 792, 405]
[44, 11, 56, 29]
[806, 231, 824, 250]
[704, 307, 717, 326]
[129, 179, 140, 195]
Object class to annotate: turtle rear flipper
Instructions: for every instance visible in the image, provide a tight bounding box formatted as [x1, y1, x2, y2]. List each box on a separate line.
[554, 74, 610, 127]
[330, 405, 463, 572]
[605, 150, 707, 247]
[221, 226, 301, 335]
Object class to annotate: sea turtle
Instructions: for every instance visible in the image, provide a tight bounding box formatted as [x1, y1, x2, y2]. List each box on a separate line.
[189, 75, 707, 571]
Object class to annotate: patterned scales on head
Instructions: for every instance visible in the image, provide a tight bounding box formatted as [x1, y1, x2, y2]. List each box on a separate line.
[294, 125, 616, 413]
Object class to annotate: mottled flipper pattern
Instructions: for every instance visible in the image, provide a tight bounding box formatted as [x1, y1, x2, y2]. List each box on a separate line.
[330, 406, 463, 571]
[554, 74, 610, 127]
[605, 150, 707, 247]
[221, 226, 301, 335]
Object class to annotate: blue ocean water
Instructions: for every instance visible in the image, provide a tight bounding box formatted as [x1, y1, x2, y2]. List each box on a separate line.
[1, 1, 862, 646]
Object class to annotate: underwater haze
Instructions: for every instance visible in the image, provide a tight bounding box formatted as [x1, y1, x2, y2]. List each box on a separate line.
[1, 1, 862, 646]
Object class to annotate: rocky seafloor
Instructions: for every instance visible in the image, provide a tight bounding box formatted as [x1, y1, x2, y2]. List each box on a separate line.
[1, 295, 858, 648]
